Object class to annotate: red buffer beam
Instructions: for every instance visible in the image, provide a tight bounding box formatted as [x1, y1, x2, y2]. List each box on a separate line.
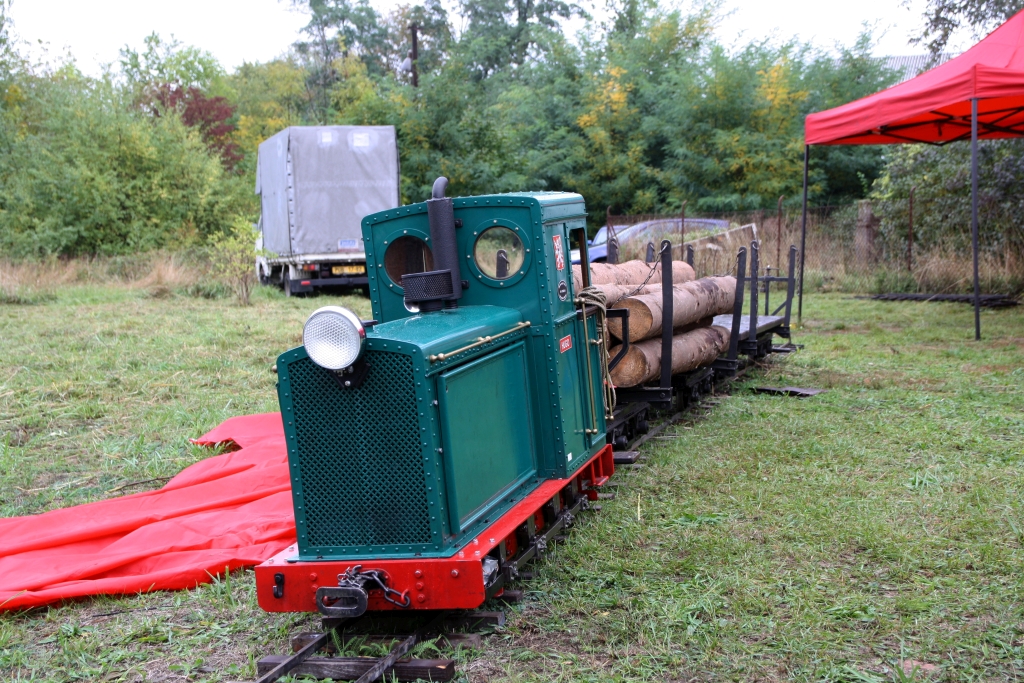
[256, 445, 614, 614]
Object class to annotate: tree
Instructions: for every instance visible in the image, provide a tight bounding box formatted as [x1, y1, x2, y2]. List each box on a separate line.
[154, 85, 243, 171]
[872, 140, 1024, 257]
[292, 0, 390, 121]
[119, 33, 226, 98]
[0, 0, 14, 82]
[458, 0, 586, 77]
[228, 58, 309, 171]
[911, 0, 1024, 57]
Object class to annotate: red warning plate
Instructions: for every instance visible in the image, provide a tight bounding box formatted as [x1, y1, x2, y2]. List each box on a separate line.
[559, 335, 573, 353]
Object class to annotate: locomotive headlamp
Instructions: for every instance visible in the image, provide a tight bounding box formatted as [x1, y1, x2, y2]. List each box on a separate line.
[303, 306, 365, 370]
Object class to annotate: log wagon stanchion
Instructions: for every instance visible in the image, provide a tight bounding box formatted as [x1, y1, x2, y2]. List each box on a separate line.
[246, 179, 800, 682]
[603, 239, 799, 455]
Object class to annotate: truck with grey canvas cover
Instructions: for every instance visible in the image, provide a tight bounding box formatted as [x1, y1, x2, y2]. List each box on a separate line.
[255, 125, 400, 295]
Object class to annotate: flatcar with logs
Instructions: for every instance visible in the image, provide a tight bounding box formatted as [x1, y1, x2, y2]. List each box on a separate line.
[255, 177, 796, 619]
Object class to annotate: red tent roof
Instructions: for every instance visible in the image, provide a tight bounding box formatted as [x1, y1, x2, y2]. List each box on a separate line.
[805, 9, 1024, 145]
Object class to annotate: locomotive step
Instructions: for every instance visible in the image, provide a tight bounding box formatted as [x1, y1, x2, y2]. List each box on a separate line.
[612, 450, 641, 464]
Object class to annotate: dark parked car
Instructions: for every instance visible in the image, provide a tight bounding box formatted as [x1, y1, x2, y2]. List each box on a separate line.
[571, 218, 730, 264]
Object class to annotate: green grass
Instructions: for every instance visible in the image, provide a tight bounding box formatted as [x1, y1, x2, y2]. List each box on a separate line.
[2, 284, 1023, 681]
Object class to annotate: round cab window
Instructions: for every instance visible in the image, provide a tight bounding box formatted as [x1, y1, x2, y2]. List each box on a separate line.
[384, 236, 434, 285]
[474, 227, 524, 280]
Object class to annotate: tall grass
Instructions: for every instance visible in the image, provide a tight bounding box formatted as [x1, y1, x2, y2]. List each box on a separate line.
[0, 251, 219, 304]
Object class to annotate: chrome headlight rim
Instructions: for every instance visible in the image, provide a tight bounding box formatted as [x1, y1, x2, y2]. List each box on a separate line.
[302, 305, 366, 371]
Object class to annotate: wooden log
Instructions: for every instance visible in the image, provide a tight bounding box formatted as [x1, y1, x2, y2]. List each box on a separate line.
[609, 325, 730, 388]
[606, 276, 736, 341]
[572, 260, 695, 291]
[257, 655, 455, 681]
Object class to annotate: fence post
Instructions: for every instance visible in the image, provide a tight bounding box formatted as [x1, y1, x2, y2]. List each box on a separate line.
[907, 187, 914, 273]
[855, 200, 879, 272]
[606, 205, 618, 264]
[777, 196, 784, 269]
[680, 201, 687, 256]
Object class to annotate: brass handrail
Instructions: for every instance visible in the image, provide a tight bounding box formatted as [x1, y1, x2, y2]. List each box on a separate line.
[427, 321, 531, 362]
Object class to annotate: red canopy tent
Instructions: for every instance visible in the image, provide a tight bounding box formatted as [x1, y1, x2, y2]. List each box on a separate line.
[799, 9, 1024, 339]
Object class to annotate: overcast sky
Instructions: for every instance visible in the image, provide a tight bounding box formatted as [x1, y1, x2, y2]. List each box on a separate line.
[8, 0, 974, 76]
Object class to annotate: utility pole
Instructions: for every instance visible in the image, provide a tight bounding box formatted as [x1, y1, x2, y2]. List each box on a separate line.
[410, 23, 419, 87]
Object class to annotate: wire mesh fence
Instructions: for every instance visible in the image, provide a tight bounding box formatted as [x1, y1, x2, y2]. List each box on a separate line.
[606, 199, 1024, 295]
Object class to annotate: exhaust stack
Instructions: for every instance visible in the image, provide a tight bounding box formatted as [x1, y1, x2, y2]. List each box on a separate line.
[402, 176, 464, 311]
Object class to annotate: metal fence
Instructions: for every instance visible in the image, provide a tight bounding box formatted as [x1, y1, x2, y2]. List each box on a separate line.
[606, 199, 1023, 295]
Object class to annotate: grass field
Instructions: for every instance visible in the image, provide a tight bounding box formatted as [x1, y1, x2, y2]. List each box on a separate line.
[1, 281, 1022, 682]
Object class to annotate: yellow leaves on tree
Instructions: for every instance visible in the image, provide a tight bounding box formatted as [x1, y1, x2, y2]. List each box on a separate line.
[577, 66, 633, 131]
[752, 58, 808, 136]
[229, 60, 307, 164]
[330, 54, 382, 119]
[713, 56, 809, 203]
[573, 65, 654, 212]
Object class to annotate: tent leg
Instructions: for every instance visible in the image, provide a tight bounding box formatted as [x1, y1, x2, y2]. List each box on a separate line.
[798, 144, 809, 324]
[971, 98, 981, 341]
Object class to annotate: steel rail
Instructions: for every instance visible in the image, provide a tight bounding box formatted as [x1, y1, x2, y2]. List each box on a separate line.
[253, 619, 348, 683]
[351, 614, 445, 683]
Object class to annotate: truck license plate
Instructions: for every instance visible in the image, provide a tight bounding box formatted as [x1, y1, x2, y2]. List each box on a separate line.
[332, 265, 364, 275]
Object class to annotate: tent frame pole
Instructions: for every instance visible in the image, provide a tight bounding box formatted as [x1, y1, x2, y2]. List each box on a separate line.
[798, 144, 809, 324]
[971, 98, 981, 341]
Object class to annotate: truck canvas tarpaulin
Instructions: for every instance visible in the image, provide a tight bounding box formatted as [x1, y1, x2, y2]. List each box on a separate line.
[256, 126, 400, 256]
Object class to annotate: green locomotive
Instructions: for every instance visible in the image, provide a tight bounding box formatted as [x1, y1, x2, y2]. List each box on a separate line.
[258, 178, 615, 616]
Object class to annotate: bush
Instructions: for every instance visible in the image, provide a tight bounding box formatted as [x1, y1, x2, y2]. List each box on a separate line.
[0, 67, 253, 258]
[872, 141, 1024, 258]
[208, 218, 265, 305]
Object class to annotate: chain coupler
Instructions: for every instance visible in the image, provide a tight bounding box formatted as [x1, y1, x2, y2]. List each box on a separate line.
[337, 565, 411, 609]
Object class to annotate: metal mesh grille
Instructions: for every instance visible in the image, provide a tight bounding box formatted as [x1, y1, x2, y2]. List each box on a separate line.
[402, 270, 453, 300]
[286, 350, 431, 549]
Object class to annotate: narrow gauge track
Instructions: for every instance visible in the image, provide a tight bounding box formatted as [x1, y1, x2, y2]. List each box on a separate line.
[246, 354, 774, 683]
[252, 612, 450, 683]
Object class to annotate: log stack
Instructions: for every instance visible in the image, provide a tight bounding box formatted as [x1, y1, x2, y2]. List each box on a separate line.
[571, 260, 695, 293]
[609, 325, 730, 388]
[605, 276, 735, 341]
[573, 260, 736, 388]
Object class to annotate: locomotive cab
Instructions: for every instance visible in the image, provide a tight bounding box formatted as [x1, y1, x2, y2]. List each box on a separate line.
[261, 179, 612, 615]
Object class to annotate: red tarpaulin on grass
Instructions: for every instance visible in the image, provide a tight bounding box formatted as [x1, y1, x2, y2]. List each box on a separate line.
[805, 8, 1024, 145]
[0, 413, 296, 611]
